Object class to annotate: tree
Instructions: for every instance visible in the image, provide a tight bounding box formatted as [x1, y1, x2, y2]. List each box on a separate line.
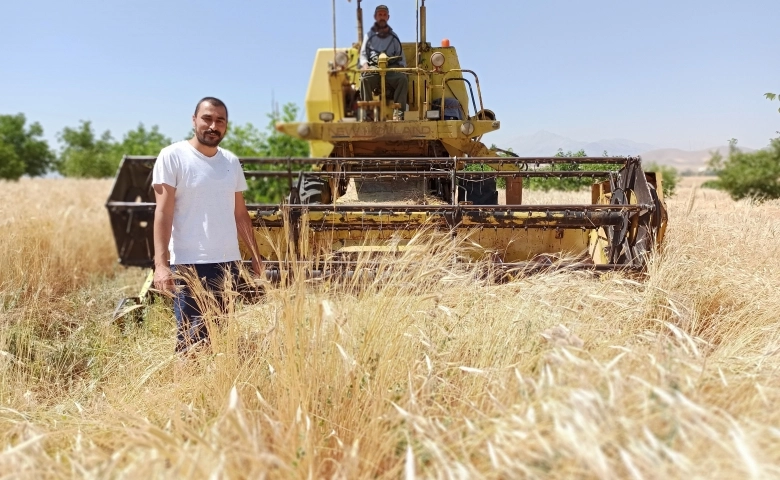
[221, 103, 309, 158]
[118, 123, 171, 156]
[644, 163, 679, 198]
[524, 148, 605, 191]
[0, 113, 55, 180]
[0, 140, 25, 180]
[260, 103, 310, 158]
[766, 92, 780, 113]
[707, 138, 780, 201]
[221, 103, 310, 203]
[58, 122, 171, 178]
[522, 149, 678, 196]
[220, 122, 266, 157]
[56, 121, 118, 178]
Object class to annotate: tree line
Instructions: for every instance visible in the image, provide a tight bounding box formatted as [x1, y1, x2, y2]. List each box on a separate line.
[478, 147, 680, 197]
[705, 138, 780, 201]
[5, 98, 779, 201]
[0, 103, 309, 182]
[0, 107, 680, 199]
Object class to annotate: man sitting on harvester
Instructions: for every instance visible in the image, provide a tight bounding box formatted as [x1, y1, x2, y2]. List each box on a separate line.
[359, 4, 408, 121]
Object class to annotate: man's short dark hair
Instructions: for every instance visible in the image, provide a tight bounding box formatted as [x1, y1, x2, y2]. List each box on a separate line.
[194, 97, 228, 119]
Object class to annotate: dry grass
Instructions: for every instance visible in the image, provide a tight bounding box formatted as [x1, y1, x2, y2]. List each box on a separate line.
[2, 177, 780, 479]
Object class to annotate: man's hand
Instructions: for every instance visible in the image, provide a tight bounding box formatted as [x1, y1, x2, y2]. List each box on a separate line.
[153, 265, 175, 296]
[235, 192, 265, 284]
[360, 64, 369, 71]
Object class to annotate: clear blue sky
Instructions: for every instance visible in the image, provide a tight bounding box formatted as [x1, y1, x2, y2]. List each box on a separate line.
[4, 0, 778, 151]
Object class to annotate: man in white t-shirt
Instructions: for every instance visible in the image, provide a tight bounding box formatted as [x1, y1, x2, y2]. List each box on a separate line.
[152, 96, 263, 353]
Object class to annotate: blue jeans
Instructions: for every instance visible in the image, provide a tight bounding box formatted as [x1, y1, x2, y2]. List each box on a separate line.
[171, 262, 240, 353]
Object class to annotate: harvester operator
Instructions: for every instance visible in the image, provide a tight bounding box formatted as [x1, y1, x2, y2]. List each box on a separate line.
[359, 4, 408, 120]
[151, 97, 263, 354]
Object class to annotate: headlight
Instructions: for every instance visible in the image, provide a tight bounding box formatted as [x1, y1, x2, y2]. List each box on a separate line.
[430, 52, 445, 68]
[334, 51, 349, 68]
[297, 123, 311, 137]
[319, 112, 335, 122]
[460, 121, 475, 136]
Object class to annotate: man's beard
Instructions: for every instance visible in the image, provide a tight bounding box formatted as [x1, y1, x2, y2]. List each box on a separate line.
[376, 20, 388, 28]
[196, 129, 223, 147]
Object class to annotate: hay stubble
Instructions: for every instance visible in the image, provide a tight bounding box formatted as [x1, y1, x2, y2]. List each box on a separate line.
[1, 177, 780, 478]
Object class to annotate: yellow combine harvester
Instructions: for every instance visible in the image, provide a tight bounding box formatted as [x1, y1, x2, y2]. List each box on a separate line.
[106, 0, 667, 312]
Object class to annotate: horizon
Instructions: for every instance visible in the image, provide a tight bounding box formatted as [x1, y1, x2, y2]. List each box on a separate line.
[3, 0, 778, 152]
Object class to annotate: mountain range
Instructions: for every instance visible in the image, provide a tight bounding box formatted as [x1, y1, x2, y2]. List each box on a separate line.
[500, 131, 655, 157]
[500, 131, 755, 172]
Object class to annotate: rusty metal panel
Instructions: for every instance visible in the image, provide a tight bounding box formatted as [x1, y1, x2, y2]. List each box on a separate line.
[506, 178, 523, 205]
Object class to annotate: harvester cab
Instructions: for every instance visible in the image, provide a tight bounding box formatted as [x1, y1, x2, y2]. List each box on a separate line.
[105, 0, 668, 316]
[276, 0, 500, 163]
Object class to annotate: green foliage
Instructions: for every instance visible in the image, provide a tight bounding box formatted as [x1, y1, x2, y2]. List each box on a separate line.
[644, 162, 679, 198]
[220, 122, 266, 157]
[524, 149, 620, 192]
[53, 102, 309, 195]
[262, 103, 310, 158]
[708, 138, 780, 201]
[766, 92, 780, 113]
[58, 122, 171, 178]
[701, 179, 720, 189]
[222, 103, 310, 203]
[0, 142, 25, 180]
[464, 162, 505, 189]
[517, 148, 678, 197]
[57, 121, 118, 178]
[0, 113, 55, 180]
[118, 123, 171, 156]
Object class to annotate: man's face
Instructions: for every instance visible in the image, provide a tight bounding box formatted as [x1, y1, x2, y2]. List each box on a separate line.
[192, 101, 227, 147]
[374, 9, 389, 27]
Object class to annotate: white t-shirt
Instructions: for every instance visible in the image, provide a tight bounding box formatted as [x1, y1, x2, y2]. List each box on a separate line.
[152, 140, 248, 265]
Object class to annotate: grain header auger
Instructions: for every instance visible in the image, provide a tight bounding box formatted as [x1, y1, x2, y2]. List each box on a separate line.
[105, 0, 668, 317]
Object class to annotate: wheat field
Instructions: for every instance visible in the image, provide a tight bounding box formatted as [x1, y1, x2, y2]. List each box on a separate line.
[1, 177, 780, 479]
